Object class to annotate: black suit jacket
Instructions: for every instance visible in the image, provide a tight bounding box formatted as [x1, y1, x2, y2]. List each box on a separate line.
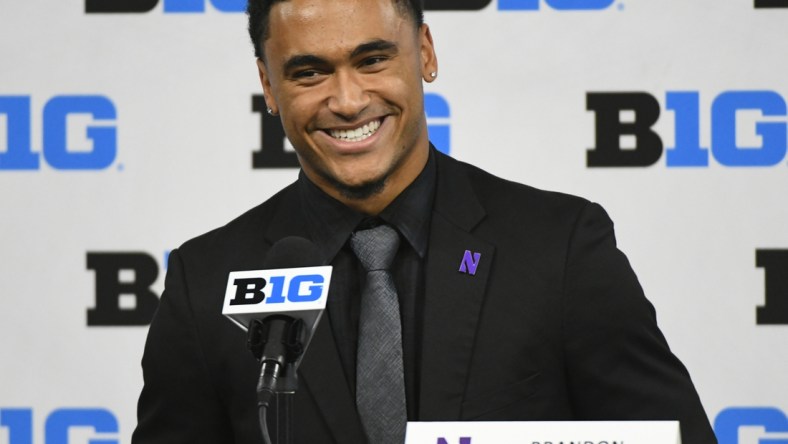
[133, 151, 717, 443]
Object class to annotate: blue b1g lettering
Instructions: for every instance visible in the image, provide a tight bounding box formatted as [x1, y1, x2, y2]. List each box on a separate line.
[499, 0, 614, 10]
[587, 90, 788, 168]
[425, 93, 451, 155]
[85, 0, 615, 14]
[0, 95, 117, 171]
[0, 408, 119, 444]
[714, 407, 788, 444]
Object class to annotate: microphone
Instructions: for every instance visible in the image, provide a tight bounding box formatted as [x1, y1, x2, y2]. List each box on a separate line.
[222, 237, 332, 443]
[223, 236, 331, 369]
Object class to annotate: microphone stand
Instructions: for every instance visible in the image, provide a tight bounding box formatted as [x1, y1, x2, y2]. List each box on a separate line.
[247, 315, 306, 444]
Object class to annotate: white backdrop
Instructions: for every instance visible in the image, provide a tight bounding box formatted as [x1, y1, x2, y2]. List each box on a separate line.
[1, 1, 787, 443]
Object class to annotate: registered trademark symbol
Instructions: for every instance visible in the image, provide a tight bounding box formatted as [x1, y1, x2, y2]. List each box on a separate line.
[117, 163, 124, 172]
[617, 2, 625, 10]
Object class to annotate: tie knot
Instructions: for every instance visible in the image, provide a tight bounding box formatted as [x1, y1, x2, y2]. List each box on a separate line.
[350, 224, 400, 271]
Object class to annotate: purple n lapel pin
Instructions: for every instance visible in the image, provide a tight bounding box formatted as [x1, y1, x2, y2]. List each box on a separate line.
[458, 250, 481, 275]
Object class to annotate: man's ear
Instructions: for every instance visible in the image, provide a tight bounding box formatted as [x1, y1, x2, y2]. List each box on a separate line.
[256, 58, 279, 115]
[419, 24, 438, 83]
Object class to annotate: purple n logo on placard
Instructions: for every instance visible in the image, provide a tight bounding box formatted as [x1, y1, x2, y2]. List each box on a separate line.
[458, 250, 481, 276]
[437, 437, 472, 444]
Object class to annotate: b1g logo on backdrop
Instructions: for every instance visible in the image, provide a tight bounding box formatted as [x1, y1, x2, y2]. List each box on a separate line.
[755, 0, 788, 8]
[426, 0, 616, 10]
[756, 249, 788, 325]
[586, 91, 788, 168]
[496, 0, 615, 10]
[252, 92, 451, 169]
[85, 0, 244, 13]
[85, 0, 615, 13]
[0, 96, 118, 171]
[715, 407, 788, 444]
[0, 408, 119, 444]
[87, 0, 450, 13]
[86, 251, 164, 326]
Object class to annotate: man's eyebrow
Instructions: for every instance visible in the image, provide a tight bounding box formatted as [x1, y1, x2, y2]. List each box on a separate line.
[283, 54, 328, 74]
[350, 39, 398, 59]
[282, 40, 398, 74]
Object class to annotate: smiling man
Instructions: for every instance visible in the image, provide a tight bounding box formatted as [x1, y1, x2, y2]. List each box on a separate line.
[256, 0, 435, 215]
[132, 1, 717, 443]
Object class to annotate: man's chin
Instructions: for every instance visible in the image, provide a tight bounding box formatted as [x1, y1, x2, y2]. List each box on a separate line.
[333, 177, 387, 201]
[317, 169, 389, 201]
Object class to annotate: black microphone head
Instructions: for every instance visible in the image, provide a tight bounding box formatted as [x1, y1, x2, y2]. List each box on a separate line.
[262, 236, 322, 269]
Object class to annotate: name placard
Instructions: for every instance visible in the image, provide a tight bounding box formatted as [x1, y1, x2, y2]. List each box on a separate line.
[405, 421, 681, 444]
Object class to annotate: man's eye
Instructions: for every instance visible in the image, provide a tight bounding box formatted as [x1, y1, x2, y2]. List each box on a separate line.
[294, 70, 321, 79]
[362, 56, 387, 67]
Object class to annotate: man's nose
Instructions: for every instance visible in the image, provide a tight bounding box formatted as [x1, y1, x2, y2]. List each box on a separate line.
[327, 70, 370, 119]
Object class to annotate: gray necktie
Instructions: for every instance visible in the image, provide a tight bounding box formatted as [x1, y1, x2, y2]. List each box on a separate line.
[350, 224, 407, 444]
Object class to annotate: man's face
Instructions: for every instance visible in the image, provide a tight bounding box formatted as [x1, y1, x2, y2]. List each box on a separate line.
[258, 0, 437, 210]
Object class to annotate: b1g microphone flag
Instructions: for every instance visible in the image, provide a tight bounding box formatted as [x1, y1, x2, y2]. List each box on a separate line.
[222, 237, 332, 365]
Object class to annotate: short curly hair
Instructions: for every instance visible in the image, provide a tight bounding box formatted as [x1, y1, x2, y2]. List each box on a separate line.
[247, 0, 425, 59]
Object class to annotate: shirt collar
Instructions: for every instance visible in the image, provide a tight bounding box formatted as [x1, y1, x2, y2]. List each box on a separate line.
[298, 148, 436, 263]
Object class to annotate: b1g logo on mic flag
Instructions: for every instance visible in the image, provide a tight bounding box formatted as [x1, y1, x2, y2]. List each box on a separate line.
[223, 266, 332, 331]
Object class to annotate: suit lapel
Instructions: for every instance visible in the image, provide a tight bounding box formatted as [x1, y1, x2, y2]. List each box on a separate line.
[264, 153, 494, 430]
[262, 184, 366, 443]
[419, 153, 495, 420]
[298, 317, 368, 443]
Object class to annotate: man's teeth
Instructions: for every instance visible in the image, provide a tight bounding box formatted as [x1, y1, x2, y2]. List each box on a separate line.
[329, 120, 381, 142]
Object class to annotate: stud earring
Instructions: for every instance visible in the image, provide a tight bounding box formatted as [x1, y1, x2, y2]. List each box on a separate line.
[430, 72, 437, 78]
[266, 107, 275, 116]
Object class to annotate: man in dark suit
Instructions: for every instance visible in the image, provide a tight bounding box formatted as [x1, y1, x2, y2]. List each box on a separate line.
[132, 0, 718, 443]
